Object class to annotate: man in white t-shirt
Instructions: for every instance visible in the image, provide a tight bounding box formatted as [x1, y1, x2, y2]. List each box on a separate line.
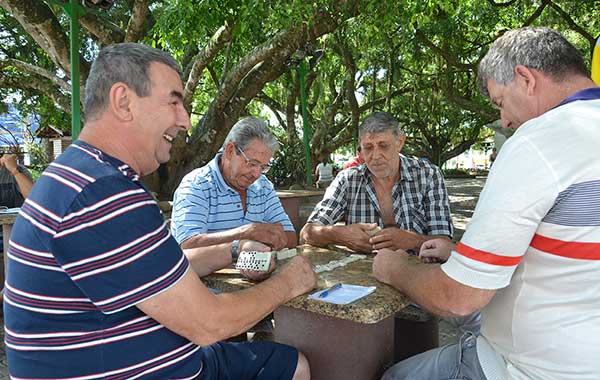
[374, 27, 600, 380]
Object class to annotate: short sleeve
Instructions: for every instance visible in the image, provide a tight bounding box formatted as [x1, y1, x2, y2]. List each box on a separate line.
[441, 136, 560, 289]
[307, 173, 349, 225]
[52, 175, 189, 314]
[171, 177, 210, 244]
[260, 179, 294, 231]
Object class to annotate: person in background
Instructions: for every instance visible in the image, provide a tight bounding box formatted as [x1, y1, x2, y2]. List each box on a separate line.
[342, 145, 364, 169]
[315, 156, 334, 189]
[376, 26, 600, 380]
[0, 153, 33, 209]
[0, 153, 34, 304]
[489, 147, 497, 168]
[4, 42, 315, 380]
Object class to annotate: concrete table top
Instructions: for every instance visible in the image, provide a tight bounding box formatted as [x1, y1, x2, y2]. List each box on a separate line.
[202, 244, 411, 324]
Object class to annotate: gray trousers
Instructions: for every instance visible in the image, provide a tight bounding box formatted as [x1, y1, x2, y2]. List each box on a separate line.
[382, 332, 487, 380]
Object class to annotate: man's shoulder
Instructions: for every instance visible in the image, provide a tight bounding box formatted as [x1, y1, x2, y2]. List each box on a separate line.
[401, 155, 440, 175]
[179, 163, 218, 190]
[248, 175, 276, 195]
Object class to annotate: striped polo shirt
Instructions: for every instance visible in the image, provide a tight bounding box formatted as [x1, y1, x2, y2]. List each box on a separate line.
[4, 141, 201, 379]
[442, 90, 600, 380]
[171, 154, 294, 244]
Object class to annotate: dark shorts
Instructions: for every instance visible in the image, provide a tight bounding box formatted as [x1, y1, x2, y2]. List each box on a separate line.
[197, 340, 298, 380]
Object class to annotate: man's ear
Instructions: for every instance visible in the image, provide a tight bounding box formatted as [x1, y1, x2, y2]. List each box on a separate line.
[108, 82, 134, 122]
[514, 65, 537, 96]
[223, 142, 236, 160]
[397, 133, 406, 153]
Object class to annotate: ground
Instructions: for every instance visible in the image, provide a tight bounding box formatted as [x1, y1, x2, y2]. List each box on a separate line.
[0, 176, 486, 377]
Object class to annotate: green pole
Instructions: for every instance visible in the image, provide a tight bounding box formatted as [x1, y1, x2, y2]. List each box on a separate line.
[298, 60, 313, 187]
[64, 0, 82, 140]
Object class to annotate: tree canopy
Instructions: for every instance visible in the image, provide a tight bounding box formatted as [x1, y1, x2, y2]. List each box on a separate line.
[1, 0, 599, 194]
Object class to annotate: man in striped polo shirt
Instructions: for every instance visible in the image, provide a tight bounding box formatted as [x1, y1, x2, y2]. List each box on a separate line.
[171, 117, 297, 279]
[375, 27, 600, 380]
[4, 43, 316, 380]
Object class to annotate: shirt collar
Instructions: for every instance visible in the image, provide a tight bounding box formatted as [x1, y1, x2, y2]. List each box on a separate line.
[74, 140, 139, 181]
[208, 153, 231, 193]
[556, 86, 600, 108]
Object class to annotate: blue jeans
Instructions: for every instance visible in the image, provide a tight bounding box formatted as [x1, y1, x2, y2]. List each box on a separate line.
[382, 332, 487, 380]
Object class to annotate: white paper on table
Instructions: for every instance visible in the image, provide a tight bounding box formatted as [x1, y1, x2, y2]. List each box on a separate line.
[308, 284, 376, 305]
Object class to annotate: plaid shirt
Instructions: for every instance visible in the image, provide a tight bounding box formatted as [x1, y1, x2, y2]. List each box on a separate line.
[307, 155, 453, 237]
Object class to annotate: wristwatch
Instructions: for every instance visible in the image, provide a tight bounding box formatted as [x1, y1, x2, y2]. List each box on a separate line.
[231, 240, 240, 261]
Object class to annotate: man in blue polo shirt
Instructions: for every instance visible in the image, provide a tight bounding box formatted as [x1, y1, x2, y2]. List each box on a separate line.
[172, 117, 297, 258]
[4, 42, 315, 380]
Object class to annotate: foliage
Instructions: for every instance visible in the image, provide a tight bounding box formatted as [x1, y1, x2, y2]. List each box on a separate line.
[2, 0, 600, 193]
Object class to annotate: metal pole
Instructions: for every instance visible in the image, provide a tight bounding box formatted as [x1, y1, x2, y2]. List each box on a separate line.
[64, 0, 82, 140]
[298, 60, 313, 187]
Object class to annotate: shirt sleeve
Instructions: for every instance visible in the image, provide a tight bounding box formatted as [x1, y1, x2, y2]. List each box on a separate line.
[261, 179, 295, 232]
[51, 175, 189, 314]
[171, 176, 210, 244]
[423, 165, 453, 237]
[307, 172, 349, 225]
[441, 135, 561, 290]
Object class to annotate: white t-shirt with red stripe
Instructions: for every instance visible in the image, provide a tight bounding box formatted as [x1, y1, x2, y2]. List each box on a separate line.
[442, 96, 600, 380]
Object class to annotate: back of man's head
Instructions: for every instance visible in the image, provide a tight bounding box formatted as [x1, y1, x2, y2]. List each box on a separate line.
[359, 111, 403, 139]
[477, 27, 588, 97]
[84, 43, 182, 121]
[222, 116, 279, 152]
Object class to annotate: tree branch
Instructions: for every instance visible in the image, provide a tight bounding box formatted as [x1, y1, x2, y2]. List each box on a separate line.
[547, 1, 595, 50]
[0, 74, 71, 113]
[486, 0, 518, 6]
[124, 0, 152, 42]
[183, 21, 234, 108]
[0, 0, 90, 79]
[0, 58, 70, 92]
[79, 12, 125, 45]
[415, 29, 477, 71]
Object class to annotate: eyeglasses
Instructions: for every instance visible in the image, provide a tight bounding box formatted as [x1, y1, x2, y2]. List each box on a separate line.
[235, 145, 272, 174]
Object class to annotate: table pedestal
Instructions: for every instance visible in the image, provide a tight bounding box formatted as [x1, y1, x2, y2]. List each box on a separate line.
[274, 306, 394, 380]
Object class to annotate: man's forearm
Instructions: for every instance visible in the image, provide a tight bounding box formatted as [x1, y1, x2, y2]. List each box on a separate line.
[183, 242, 232, 277]
[388, 260, 489, 318]
[300, 223, 343, 247]
[180, 227, 247, 249]
[13, 170, 33, 198]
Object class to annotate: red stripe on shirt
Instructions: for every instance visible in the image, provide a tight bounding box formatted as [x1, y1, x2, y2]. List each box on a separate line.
[455, 242, 523, 266]
[530, 233, 600, 260]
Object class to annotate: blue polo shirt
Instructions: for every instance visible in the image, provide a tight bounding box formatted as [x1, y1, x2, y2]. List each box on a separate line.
[171, 154, 294, 244]
[4, 141, 200, 379]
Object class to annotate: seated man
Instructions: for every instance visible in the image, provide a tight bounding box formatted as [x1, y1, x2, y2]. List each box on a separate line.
[4, 42, 315, 380]
[172, 117, 297, 261]
[375, 27, 600, 380]
[300, 111, 453, 253]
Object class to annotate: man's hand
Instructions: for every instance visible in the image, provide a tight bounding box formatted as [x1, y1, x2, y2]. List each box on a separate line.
[369, 227, 423, 251]
[242, 223, 287, 251]
[0, 154, 19, 175]
[419, 238, 456, 263]
[238, 240, 276, 281]
[340, 223, 378, 252]
[274, 255, 317, 298]
[372, 248, 410, 285]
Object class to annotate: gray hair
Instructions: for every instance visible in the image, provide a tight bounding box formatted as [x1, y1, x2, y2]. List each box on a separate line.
[84, 43, 182, 120]
[359, 111, 403, 139]
[223, 116, 279, 152]
[477, 27, 588, 97]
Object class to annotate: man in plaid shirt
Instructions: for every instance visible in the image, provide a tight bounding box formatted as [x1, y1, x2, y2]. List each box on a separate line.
[300, 111, 453, 253]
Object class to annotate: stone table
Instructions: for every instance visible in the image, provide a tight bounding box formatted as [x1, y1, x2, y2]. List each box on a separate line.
[203, 245, 412, 380]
